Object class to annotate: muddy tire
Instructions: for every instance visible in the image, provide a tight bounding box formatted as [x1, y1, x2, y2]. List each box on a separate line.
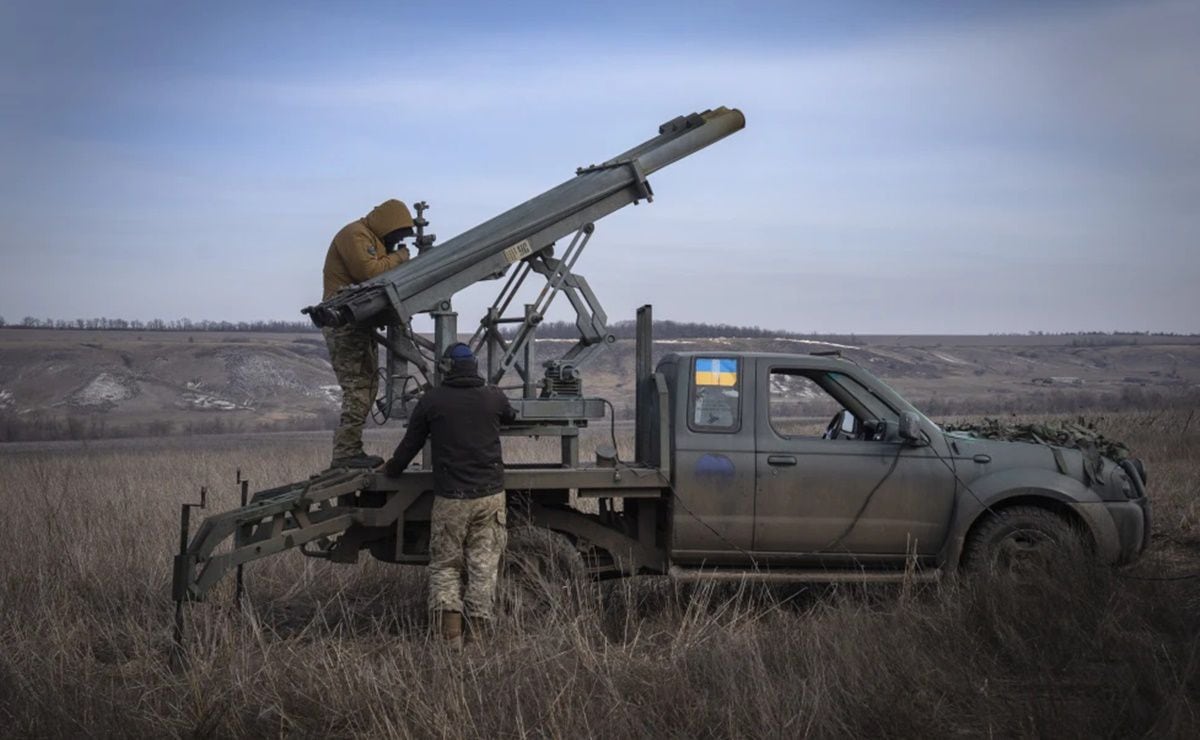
[962, 505, 1087, 577]
[500, 527, 585, 617]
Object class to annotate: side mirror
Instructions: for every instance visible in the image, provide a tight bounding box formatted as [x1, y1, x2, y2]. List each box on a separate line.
[898, 411, 926, 445]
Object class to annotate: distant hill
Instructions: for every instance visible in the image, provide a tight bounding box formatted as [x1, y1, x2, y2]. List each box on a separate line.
[1, 328, 1197, 441]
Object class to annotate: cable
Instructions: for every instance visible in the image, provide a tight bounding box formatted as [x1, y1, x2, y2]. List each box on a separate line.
[369, 367, 389, 424]
[599, 398, 657, 480]
[664, 441, 902, 570]
[921, 429, 990, 511]
[811, 441, 905, 554]
[669, 485, 763, 569]
[599, 396, 760, 567]
[599, 394, 905, 566]
[370, 370, 421, 425]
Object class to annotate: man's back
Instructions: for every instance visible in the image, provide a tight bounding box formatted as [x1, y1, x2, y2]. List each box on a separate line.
[414, 374, 515, 495]
[385, 352, 517, 496]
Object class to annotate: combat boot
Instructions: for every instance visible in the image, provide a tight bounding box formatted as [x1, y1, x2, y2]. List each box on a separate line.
[329, 453, 384, 470]
[439, 610, 464, 650]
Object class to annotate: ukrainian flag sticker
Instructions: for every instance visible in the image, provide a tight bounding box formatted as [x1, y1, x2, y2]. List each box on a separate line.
[695, 358, 738, 387]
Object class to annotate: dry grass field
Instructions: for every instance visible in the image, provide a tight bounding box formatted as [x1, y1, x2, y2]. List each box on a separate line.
[1, 412, 1198, 737]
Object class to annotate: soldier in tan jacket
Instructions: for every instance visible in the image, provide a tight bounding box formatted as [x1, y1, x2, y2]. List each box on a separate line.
[322, 199, 415, 468]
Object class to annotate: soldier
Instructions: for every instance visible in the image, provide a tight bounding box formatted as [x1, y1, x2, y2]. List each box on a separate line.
[383, 343, 517, 649]
[322, 199, 415, 469]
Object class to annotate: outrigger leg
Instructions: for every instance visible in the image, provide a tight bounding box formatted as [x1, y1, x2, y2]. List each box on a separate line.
[169, 465, 401, 667]
[170, 486, 207, 670]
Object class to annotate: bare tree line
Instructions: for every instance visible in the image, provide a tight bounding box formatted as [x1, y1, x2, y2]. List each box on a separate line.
[2, 316, 319, 332]
[2, 314, 1193, 338]
[7, 315, 815, 338]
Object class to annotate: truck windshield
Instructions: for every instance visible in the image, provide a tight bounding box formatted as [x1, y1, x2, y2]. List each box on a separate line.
[827, 372, 898, 424]
[846, 372, 939, 430]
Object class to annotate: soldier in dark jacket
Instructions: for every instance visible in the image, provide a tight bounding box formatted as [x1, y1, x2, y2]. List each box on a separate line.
[322, 199, 415, 469]
[384, 343, 517, 648]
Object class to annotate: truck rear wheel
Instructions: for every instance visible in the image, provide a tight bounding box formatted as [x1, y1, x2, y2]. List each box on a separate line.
[500, 526, 585, 617]
[962, 505, 1086, 577]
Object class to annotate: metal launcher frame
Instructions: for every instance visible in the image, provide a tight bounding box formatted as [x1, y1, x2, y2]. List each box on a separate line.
[372, 217, 617, 467]
[171, 107, 744, 654]
[301, 105, 743, 465]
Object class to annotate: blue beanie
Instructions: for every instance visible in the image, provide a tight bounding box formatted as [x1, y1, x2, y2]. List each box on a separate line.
[446, 343, 474, 361]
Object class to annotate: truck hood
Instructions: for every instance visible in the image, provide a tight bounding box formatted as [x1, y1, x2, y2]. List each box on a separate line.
[942, 424, 1139, 501]
[944, 432, 1085, 478]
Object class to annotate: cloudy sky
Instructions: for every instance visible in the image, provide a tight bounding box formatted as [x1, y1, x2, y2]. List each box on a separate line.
[1, 0, 1196, 334]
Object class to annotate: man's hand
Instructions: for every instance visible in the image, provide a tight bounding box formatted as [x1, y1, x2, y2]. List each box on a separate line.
[383, 457, 405, 478]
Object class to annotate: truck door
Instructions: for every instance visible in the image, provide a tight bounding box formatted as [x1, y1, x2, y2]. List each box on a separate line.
[753, 360, 955, 566]
[670, 356, 757, 565]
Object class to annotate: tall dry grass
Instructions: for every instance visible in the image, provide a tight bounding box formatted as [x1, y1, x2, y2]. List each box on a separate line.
[0, 413, 1198, 737]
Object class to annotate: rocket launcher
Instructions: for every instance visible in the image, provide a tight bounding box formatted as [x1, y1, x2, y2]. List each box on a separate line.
[304, 107, 744, 329]
[303, 106, 744, 416]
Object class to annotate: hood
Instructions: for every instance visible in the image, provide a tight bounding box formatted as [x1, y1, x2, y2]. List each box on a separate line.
[443, 360, 485, 388]
[363, 199, 414, 240]
[946, 432, 1084, 474]
[942, 418, 1129, 462]
[942, 417, 1130, 482]
[943, 429, 1138, 501]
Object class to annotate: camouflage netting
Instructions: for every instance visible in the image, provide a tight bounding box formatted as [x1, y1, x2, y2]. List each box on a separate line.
[943, 417, 1131, 475]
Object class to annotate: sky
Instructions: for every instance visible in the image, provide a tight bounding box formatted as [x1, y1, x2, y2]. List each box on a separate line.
[1, 0, 1197, 334]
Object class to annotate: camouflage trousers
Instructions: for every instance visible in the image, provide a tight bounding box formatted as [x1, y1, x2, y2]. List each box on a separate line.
[323, 325, 379, 461]
[428, 491, 507, 620]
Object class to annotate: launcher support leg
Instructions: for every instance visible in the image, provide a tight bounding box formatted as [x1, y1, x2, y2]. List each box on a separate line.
[171, 601, 186, 671]
[523, 304, 538, 399]
[235, 477, 248, 604]
[486, 312, 501, 381]
[431, 302, 458, 386]
[170, 486, 207, 670]
[561, 430, 580, 467]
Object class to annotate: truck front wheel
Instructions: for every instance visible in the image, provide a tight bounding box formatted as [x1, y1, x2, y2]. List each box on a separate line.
[962, 505, 1087, 576]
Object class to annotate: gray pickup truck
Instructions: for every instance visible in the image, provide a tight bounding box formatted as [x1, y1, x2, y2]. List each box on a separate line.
[175, 325, 1151, 599]
[655, 350, 1150, 577]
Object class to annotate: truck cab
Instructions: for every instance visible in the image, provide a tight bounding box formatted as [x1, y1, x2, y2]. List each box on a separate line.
[655, 351, 1150, 576]
[659, 352, 956, 570]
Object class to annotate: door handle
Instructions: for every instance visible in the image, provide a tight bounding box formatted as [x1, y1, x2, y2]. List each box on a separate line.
[767, 455, 797, 466]
[973, 454, 991, 464]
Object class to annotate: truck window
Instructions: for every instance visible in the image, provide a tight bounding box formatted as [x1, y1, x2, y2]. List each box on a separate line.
[768, 371, 844, 438]
[689, 357, 741, 432]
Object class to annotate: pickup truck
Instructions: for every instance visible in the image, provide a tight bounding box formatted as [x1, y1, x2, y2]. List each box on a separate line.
[174, 329, 1151, 600]
[653, 350, 1150, 576]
